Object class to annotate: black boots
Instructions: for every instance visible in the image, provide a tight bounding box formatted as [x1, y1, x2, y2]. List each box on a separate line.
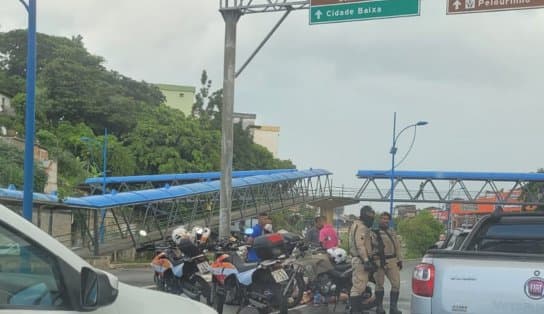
[375, 291, 386, 314]
[390, 291, 402, 314]
[350, 295, 362, 313]
[350, 295, 371, 314]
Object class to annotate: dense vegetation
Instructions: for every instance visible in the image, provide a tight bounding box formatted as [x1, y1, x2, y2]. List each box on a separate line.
[397, 210, 444, 258]
[0, 30, 294, 197]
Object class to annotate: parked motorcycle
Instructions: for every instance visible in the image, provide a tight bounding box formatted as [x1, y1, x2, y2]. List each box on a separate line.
[150, 244, 182, 293]
[211, 233, 305, 314]
[149, 226, 212, 304]
[295, 244, 377, 312]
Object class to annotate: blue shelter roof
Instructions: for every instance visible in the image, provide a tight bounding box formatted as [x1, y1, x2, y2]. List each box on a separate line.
[84, 169, 297, 185]
[356, 170, 544, 182]
[66, 169, 331, 209]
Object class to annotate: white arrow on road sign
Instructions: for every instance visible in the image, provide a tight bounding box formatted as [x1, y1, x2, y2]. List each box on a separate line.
[453, 0, 462, 10]
[315, 10, 323, 20]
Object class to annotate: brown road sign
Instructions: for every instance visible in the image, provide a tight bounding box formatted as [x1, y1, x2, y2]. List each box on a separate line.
[311, 0, 364, 6]
[447, 0, 544, 14]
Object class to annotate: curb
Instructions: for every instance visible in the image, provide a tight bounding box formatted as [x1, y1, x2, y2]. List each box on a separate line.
[108, 263, 151, 269]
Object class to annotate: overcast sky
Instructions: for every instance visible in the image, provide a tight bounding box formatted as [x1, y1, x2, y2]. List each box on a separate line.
[2, 1, 543, 209]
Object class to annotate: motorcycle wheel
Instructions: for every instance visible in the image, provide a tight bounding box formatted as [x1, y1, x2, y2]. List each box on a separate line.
[225, 286, 240, 305]
[278, 294, 288, 314]
[194, 276, 212, 305]
[153, 273, 163, 291]
[285, 273, 305, 309]
[214, 283, 226, 314]
[360, 285, 376, 310]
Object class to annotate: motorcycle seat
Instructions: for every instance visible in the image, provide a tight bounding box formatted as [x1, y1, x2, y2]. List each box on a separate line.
[232, 254, 258, 273]
[333, 263, 351, 272]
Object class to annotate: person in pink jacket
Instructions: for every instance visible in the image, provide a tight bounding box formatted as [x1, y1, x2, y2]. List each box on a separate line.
[319, 223, 339, 249]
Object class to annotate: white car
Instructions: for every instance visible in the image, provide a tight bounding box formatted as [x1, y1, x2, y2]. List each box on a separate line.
[0, 203, 217, 314]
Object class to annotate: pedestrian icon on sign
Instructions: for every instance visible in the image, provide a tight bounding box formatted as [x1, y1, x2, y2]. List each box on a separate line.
[465, 0, 475, 9]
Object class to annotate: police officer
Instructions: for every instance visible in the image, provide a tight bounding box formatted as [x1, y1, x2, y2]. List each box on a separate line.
[349, 206, 376, 313]
[371, 212, 403, 314]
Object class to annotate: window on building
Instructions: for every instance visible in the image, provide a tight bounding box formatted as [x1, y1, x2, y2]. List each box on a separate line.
[179, 93, 185, 98]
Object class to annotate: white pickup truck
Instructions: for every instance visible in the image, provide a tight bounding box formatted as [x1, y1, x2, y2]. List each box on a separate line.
[412, 212, 544, 314]
[0, 203, 216, 314]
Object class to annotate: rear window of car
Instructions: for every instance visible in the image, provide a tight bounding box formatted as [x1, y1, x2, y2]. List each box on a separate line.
[468, 223, 544, 254]
[485, 224, 544, 239]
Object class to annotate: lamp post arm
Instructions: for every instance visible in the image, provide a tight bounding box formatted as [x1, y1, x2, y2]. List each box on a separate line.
[394, 126, 418, 169]
[394, 123, 418, 145]
[18, 0, 29, 12]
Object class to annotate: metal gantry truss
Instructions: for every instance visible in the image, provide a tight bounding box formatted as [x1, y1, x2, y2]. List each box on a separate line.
[220, 0, 309, 14]
[354, 171, 544, 207]
[43, 174, 332, 256]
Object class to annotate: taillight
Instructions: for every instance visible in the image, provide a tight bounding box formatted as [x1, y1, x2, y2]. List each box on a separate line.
[412, 263, 435, 297]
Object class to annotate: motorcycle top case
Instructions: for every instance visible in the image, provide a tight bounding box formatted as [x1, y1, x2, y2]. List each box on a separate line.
[177, 238, 201, 258]
[253, 233, 287, 260]
[280, 232, 301, 253]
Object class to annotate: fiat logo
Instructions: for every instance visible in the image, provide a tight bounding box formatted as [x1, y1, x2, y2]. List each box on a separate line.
[524, 277, 544, 300]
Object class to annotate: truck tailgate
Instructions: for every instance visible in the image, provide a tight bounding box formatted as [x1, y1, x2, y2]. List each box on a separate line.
[432, 256, 544, 313]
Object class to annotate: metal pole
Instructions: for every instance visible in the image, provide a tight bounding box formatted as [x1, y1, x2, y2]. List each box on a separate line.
[103, 128, 107, 195]
[235, 8, 291, 78]
[219, 9, 241, 239]
[389, 112, 397, 226]
[99, 128, 107, 243]
[93, 209, 99, 256]
[22, 0, 37, 222]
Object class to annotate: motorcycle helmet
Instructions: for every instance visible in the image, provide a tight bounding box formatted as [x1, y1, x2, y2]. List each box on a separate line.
[264, 223, 273, 233]
[192, 226, 204, 243]
[200, 227, 211, 244]
[327, 247, 347, 264]
[171, 226, 190, 245]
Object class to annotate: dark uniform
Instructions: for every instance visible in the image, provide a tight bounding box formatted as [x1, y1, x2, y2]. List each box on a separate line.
[370, 223, 403, 314]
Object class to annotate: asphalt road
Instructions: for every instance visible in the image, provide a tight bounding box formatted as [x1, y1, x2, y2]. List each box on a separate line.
[108, 260, 418, 313]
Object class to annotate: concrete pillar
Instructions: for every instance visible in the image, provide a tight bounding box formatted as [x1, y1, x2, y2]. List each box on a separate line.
[321, 206, 335, 225]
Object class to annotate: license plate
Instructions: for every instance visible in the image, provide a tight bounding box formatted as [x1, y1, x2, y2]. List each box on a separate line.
[271, 269, 289, 283]
[197, 262, 211, 274]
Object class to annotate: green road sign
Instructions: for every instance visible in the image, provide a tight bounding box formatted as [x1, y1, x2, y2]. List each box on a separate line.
[310, 0, 420, 25]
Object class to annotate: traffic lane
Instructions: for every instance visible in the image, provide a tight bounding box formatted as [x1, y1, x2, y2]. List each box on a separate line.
[106, 260, 419, 313]
[108, 266, 156, 288]
[286, 259, 418, 314]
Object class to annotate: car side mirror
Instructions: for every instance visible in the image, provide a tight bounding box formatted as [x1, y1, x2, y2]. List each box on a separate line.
[81, 267, 118, 310]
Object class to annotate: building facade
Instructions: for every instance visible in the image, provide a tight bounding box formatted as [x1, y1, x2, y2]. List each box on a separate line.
[0, 91, 15, 116]
[251, 125, 280, 158]
[155, 84, 196, 116]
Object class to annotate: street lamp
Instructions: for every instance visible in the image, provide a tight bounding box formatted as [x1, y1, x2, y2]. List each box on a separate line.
[389, 112, 428, 225]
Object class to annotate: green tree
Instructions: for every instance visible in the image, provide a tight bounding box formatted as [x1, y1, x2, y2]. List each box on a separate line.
[521, 168, 544, 212]
[0, 141, 47, 192]
[0, 30, 296, 199]
[397, 211, 444, 258]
